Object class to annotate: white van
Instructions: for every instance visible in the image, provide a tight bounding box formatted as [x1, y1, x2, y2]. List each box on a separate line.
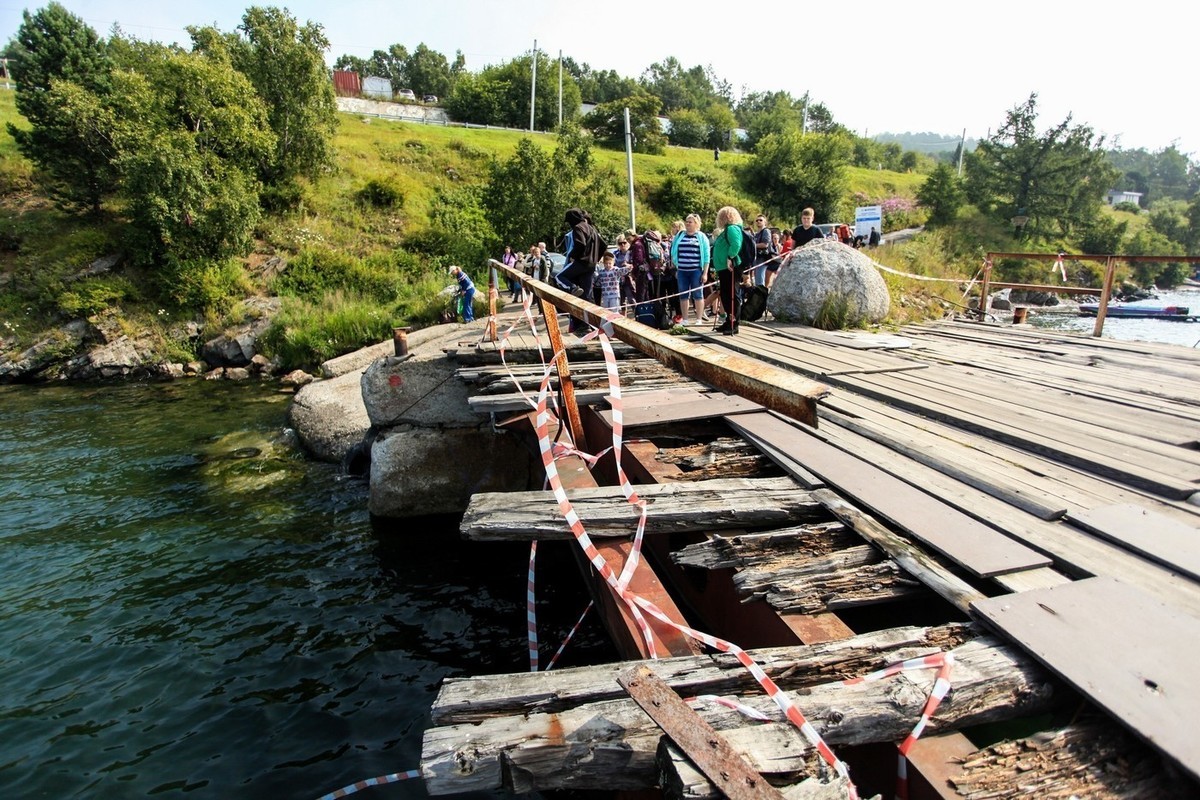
[396, 88, 416, 102]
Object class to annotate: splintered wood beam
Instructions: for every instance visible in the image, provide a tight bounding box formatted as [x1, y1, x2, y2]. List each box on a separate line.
[419, 636, 1060, 795]
[431, 623, 974, 725]
[618, 664, 788, 800]
[460, 477, 826, 541]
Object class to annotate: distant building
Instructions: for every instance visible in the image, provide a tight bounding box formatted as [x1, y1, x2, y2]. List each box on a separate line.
[1105, 189, 1143, 207]
[331, 70, 361, 97]
[362, 76, 392, 101]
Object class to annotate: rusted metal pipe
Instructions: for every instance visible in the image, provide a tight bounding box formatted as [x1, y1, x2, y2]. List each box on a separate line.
[392, 326, 411, 357]
[487, 260, 829, 428]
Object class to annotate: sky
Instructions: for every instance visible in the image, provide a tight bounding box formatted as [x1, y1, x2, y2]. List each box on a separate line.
[2, 0, 1196, 157]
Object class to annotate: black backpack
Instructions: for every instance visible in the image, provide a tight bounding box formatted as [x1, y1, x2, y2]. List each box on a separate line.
[740, 285, 769, 322]
[735, 227, 756, 277]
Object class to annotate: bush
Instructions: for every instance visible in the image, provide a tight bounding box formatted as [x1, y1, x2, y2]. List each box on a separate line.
[57, 275, 139, 316]
[270, 248, 405, 302]
[258, 291, 396, 371]
[811, 292, 853, 330]
[161, 257, 252, 315]
[1113, 201, 1140, 214]
[260, 181, 304, 213]
[356, 177, 405, 209]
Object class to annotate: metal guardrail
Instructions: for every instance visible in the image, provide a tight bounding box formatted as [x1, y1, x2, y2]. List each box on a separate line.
[485, 259, 830, 429]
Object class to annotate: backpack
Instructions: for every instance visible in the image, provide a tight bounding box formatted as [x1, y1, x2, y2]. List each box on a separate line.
[740, 285, 769, 322]
[644, 235, 662, 263]
[735, 227, 756, 276]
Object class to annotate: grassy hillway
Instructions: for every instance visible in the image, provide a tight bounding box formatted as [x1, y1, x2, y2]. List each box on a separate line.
[1, 88, 976, 376]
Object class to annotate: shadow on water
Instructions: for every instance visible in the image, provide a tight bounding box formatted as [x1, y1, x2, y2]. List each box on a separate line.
[0, 381, 614, 800]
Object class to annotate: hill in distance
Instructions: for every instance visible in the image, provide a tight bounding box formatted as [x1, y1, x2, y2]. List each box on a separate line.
[873, 131, 978, 155]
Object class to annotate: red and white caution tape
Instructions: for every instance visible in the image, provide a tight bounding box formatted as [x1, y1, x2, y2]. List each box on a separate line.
[316, 769, 420, 800]
[686, 694, 773, 721]
[527, 541, 540, 672]
[546, 600, 594, 672]
[844, 652, 956, 800]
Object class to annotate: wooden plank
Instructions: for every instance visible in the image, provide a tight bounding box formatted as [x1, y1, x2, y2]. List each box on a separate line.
[728, 412, 1052, 577]
[618, 664, 788, 800]
[599, 394, 764, 427]
[420, 636, 1060, 794]
[1068, 503, 1200, 582]
[659, 740, 850, 800]
[461, 477, 826, 541]
[972, 576, 1200, 782]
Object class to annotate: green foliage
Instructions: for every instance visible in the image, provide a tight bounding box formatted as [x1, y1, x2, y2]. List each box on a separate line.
[1077, 214, 1127, 254]
[916, 164, 965, 227]
[258, 291, 395, 371]
[965, 93, 1119, 242]
[1146, 199, 1189, 245]
[667, 109, 707, 148]
[1113, 201, 1140, 214]
[408, 184, 496, 267]
[7, 2, 117, 213]
[742, 131, 852, 220]
[446, 51, 581, 131]
[1123, 228, 1186, 286]
[640, 57, 730, 113]
[216, 7, 338, 186]
[161, 257, 252, 314]
[651, 166, 737, 223]
[356, 177, 405, 209]
[270, 247, 405, 302]
[702, 103, 737, 150]
[811, 292, 853, 330]
[583, 94, 666, 154]
[56, 275, 138, 316]
[484, 137, 556, 248]
[404, 43, 456, 99]
[565, 60, 640, 104]
[1107, 144, 1195, 205]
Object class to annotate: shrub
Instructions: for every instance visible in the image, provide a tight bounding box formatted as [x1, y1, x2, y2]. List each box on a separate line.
[811, 292, 853, 330]
[270, 248, 404, 302]
[356, 177, 405, 209]
[161, 257, 252, 315]
[258, 290, 395, 371]
[57, 275, 139, 316]
[1113, 201, 1140, 214]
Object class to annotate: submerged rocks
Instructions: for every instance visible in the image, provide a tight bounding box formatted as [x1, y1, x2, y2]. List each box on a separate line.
[768, 240, 890, 326]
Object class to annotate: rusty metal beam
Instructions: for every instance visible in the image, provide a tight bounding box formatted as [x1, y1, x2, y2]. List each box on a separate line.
[490, 260, 829, 428]
[539, 298, 588, 453]
[987, 251, 1200, 264]
[617, 664, 787, 800]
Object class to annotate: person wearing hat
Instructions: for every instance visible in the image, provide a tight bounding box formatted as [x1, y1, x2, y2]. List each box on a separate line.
[448, 266, 476, 322]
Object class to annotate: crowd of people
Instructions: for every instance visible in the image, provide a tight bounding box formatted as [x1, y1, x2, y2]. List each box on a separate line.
[470, 207, 883, 336]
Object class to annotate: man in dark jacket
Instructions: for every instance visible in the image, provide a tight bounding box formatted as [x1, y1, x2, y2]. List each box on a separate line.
[555, 208, 603, 299]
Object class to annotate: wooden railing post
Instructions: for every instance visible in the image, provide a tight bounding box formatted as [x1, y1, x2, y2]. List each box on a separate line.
[978, 255, 992, 320]
[539, 298, 588, 453]
[1092, 256, 1116, 338]
[486, 264, 499, 342]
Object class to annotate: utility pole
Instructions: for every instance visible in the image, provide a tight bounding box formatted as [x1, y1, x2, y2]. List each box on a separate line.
[624, 107, 636, 230]
[529, 39, 537, 132]
[558, 50, 563, 129]
[801, 91, 809, 135]
[957, 128, 967, 176]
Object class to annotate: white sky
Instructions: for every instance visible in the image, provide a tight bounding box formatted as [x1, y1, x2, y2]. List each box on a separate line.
[2, 0, 1196, 156]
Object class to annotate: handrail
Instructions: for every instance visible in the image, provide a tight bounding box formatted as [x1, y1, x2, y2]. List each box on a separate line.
[486, 259, 830, 428]
[980, 251, 1200, 337]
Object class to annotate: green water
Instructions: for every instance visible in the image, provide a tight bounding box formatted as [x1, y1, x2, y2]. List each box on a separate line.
[0, 381, 605, 798]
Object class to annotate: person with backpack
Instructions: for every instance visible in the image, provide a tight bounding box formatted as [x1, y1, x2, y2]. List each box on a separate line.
[711, 207, 744, 335]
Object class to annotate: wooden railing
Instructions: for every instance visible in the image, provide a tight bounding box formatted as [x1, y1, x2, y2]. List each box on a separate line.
[979, 252, 1200, 336]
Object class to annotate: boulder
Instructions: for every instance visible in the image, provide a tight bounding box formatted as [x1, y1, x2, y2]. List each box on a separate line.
[280, 369, 314, 387]
[288, 369, 372, 463]
[201, 332, 257, 368]
[361, 354, 479, 429]
[225, 367, 251, 381]
[768, 240, 890, 325]
[368, 426, 535, 517]
[0, 320, 90, 382]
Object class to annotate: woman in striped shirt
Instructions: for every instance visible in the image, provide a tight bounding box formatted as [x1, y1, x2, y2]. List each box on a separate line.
[669, 213, 711, 325]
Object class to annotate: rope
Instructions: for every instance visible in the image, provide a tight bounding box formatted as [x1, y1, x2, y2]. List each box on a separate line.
[315, 770, 420, 800]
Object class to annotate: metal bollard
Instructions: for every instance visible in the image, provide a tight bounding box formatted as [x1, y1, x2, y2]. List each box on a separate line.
[393, 326, 411, 357]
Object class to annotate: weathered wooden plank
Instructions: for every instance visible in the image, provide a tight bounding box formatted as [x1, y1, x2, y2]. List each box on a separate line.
[618, 664, 788, 800]
[598, 394, 764, 427]
[658, 740, 852, 800]
[733, 545, 927, 614]
[950, 720, 1182, 798]
[972, 576, 1200, 782]
[419, 636, 1060, 794]
[431, 623, 974, 725]
[728, 412, 1052, 577]
[1068, 503, 1200, 581]
[672, 524, 855, 570]
[811, 489, 987, 614]
[460, 477, 826, 541]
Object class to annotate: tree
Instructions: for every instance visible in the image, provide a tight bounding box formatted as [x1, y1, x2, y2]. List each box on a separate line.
[966, 94, 1118, 241]
[640, 57, 728, 113]
[583, 94, 665, 154]
[404, 43, 455, 99]
[702, 102, 737, 150]
[667, 109, 707, 148]
[209, 6, 337, 187]
[333, 53, 368, 76]
[446, 52, 580, 130]
[916, 164, 965, 227]
[742, 131, 852, 221]
[109, 47, 274, 267]
[564, 59, 640, 104]
[7, 2, 116, 213]
[484, 138, 557, 248]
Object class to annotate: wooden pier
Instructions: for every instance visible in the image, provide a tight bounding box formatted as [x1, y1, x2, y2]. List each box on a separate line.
[420, 286, 1200, 799]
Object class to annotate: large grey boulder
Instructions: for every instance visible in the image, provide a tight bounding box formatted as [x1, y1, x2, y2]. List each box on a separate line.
[368, 426, 535, 517]
[361, 354, 481, 429]
[768, 240, 890, 326]
[288, 369, 372, 463]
